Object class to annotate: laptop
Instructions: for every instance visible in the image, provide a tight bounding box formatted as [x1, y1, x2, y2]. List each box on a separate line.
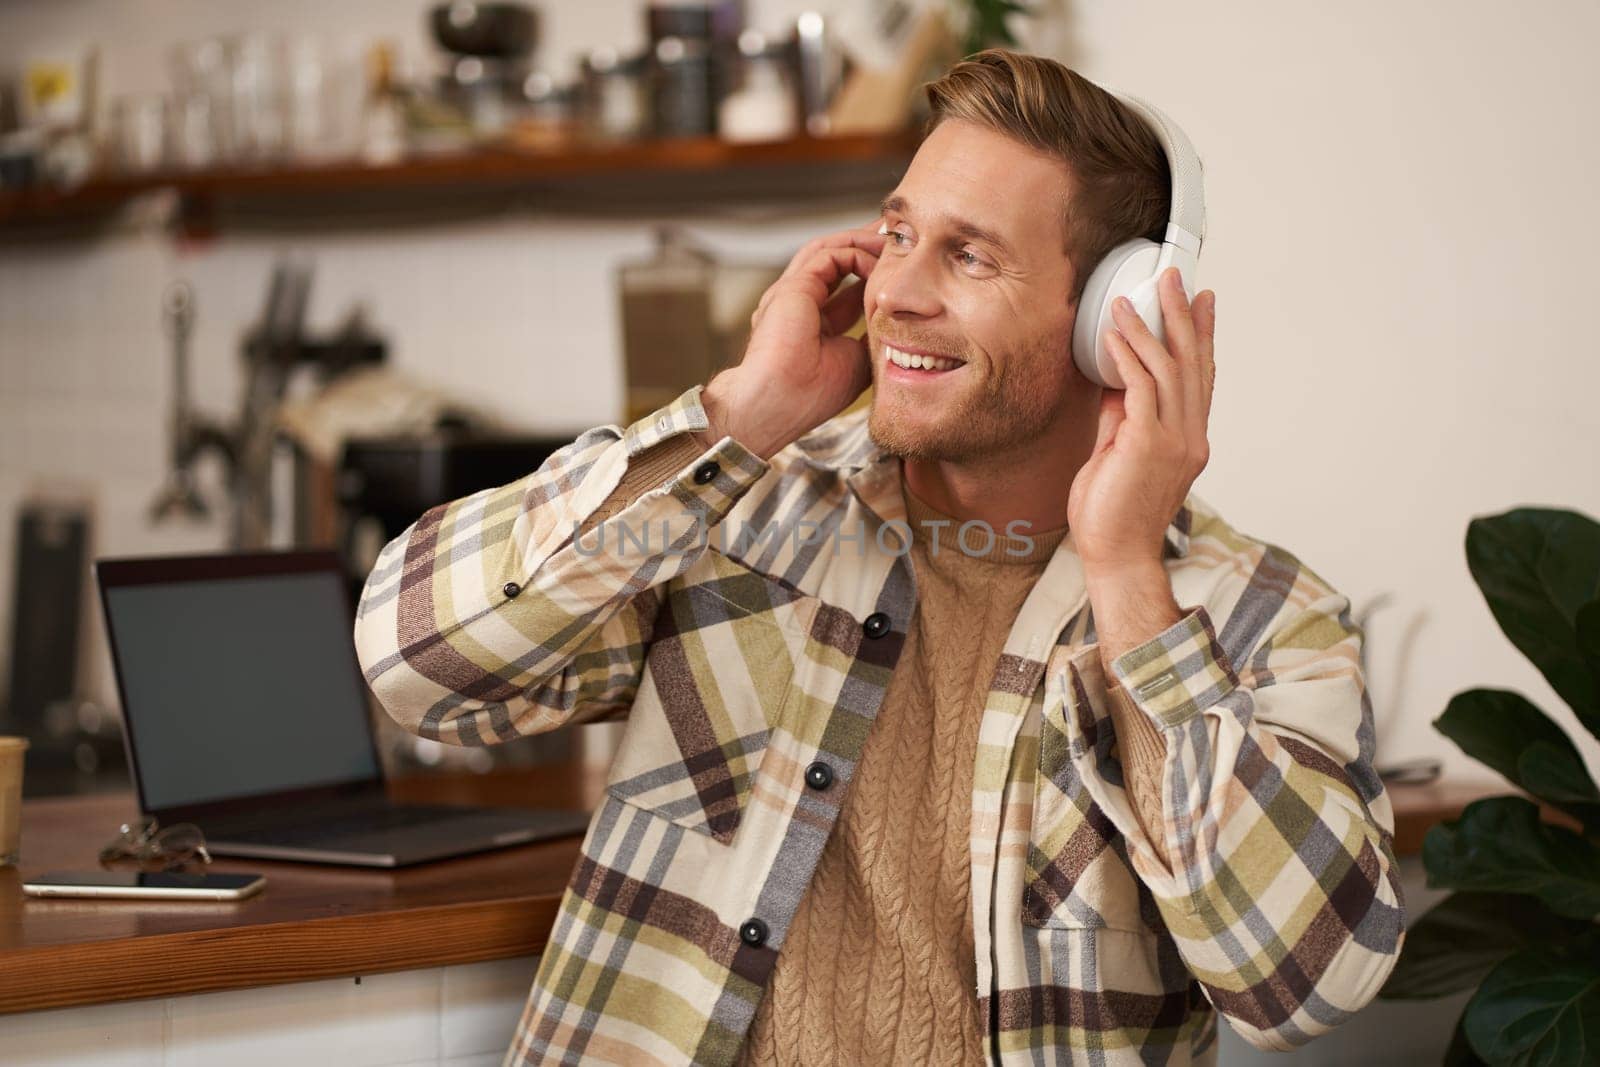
[93, 549, 594, 868]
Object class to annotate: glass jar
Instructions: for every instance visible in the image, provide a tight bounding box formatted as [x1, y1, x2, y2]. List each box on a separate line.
[717, 30, 798, 143]
[580, 46, 649, 142]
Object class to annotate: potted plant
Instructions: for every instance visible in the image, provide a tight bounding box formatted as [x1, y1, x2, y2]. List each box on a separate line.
[956, 0, 1035, 56]
[1378, 507, 1600, 1065]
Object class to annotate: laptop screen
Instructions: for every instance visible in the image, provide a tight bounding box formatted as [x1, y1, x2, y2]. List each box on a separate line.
[102, 565, 380, 811]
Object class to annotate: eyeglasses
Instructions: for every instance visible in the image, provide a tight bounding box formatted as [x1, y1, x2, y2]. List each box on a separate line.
[98, 815, 213, 872]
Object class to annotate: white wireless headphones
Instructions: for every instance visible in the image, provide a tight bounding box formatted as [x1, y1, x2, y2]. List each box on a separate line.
[1069, 91, 1206, 390]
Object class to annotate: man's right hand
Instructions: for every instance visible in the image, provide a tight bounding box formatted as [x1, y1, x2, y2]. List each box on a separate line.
[693, 219, 887, 459]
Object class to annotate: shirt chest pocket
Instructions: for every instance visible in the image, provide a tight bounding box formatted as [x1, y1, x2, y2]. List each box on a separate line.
[603, 555, 820, 845]
[1020, 647, 1152, 935]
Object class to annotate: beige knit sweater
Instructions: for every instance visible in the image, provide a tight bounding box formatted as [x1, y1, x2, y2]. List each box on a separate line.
[733, 480, 1069, 1067]
[584, 434, 1168, 1063]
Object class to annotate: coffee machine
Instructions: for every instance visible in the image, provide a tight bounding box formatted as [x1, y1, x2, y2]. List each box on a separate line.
[337, 430, 569, 597]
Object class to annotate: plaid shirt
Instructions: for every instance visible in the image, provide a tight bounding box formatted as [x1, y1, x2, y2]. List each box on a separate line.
[354, 382, 1405, 1066]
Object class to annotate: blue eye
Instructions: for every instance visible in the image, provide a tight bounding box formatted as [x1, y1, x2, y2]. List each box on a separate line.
[879, 227, 989, 272]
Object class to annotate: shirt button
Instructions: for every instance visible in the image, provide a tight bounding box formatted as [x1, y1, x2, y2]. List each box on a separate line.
[502, 581, 522, 599]
[693, 460, 721, 485]
[803, 761, 833, 790]
[739, 917, 768, 946]
[862, 611, 891, 639]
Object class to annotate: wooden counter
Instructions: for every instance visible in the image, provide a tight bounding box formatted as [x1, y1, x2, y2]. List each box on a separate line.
[0, 767, 1511, 1016]
[0, 763, 607, 1015]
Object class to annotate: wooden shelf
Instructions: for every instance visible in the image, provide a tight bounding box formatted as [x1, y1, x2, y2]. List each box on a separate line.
[0, 129, 923, 236]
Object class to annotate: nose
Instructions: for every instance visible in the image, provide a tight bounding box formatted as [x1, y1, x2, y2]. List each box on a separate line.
[870, 242, 943, 320]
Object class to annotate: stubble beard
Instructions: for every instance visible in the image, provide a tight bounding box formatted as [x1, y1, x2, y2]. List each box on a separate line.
[865, 331, 1069, 463]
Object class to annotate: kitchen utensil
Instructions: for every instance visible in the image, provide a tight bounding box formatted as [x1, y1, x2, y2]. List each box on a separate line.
[149, 281, 218, 525]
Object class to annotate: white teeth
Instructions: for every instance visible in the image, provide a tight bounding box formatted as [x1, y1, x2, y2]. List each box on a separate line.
[886, 345, 963, 372]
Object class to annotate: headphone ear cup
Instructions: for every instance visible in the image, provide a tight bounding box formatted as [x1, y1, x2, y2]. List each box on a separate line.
[1071, 237, 1161, 389]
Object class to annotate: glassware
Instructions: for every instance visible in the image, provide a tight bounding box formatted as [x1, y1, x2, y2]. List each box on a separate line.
[171, 91, 218, 170]
[109, 94, 171, 174]
[360, 40, 409, 165]
[619, 226, 719, 421]
[171, 37, 235, 161]
[285, 35, 330, 161]
[227, 33, 288, 162]
[511, 70, 581, 151]
[717, 30, 797, 143]
[580, 46, 648, 143]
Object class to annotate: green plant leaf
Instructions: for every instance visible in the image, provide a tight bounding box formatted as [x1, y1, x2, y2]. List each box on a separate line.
[1422, 796, 1600, 920]
[1435, 688, 1581, 784]
[1517, 740, 1600, 803]
[1380, 892, 1589, 1000]
[1445, 1009, 1491, 1066]
[1466, 509, 1600, 736]
[961, 0, 1033, 55]
[1434, 690, 1600, 831]
[1517, 742, 1600, 831]
[1462, 932, 1600, 1066]
[1577, 600, 1600, 744]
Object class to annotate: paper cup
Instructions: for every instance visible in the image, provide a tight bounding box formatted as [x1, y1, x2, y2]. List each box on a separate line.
[0, 736, 28, 866]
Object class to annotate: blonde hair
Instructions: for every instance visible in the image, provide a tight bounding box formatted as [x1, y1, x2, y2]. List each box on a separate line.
[923, 49, 1169, 305]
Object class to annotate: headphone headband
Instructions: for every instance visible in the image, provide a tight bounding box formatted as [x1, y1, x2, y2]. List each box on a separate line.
[1067, 86, 1208, 389]
[1112, 92, 1206, 257]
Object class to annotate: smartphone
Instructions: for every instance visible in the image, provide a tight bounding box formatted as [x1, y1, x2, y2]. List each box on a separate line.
[22, 870, 267, 901]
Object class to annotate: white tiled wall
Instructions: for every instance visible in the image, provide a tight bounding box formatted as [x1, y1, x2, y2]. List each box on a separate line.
[0, 197, 875, 716]
[0, 0, 876, 723]
[3, 954, 541, 1067]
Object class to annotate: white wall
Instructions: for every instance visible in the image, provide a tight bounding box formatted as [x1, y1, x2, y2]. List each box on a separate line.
[4, 0, 1599, 790]
[1020, 0, 1600, 787]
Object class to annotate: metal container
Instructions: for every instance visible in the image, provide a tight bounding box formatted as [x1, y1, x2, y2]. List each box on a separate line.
[650, 35, 715, 137]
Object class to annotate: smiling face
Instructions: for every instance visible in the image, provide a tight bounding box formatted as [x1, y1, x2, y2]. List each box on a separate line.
[865, 118, 1092, 463]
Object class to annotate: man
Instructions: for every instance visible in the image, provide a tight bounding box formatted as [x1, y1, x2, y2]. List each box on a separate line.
[354, 49, 1404, 1066]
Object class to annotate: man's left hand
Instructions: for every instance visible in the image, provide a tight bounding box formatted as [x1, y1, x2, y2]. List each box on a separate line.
[1069, 266, 1217, 574]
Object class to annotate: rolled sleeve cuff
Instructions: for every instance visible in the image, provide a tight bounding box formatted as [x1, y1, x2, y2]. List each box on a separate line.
[1108, 604, 1240, 730]
[624, 382, 713, 455]
[618, 382, 770, 527]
